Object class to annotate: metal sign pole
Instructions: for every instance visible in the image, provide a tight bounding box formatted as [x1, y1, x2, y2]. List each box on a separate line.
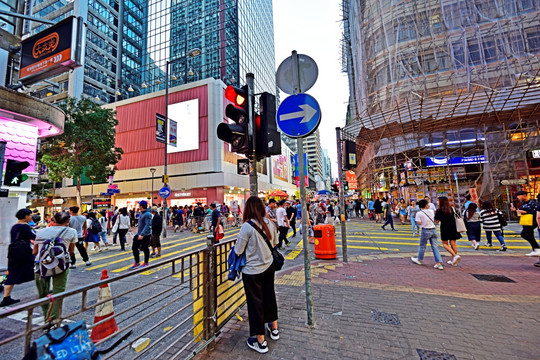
[162, 60, 170, 238]
[246, 73, 258, 196]
[335, 127, 348, 263]
[292, 50, 314, 326]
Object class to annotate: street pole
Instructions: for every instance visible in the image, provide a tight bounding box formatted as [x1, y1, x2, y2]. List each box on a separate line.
[455, 173, 461, 210]
[246, 73, 258, 197]
[150, 169, 156, 206]
[335, 127, 348, 263]
[292, 50, 314, 326]
[0, 141, 5, 182]
[163, 60, 170, 238]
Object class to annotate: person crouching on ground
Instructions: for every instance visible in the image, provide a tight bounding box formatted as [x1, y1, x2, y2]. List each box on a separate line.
[129, 200, 152, 270]
[411, 200, 444, 270]
[150, 206, 162, 258]
[235, 196, 279, 354]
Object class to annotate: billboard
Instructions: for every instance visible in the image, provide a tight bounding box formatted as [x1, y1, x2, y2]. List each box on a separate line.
[19, 16, 85, 84]
[167, 99, 199, 153]
[272, 155, 289, 182]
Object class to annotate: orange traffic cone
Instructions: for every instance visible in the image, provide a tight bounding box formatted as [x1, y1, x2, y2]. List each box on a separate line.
[90, 270, 119, 342]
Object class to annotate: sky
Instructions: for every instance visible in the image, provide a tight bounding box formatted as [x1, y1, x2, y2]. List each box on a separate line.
[273, 0, 350, 179]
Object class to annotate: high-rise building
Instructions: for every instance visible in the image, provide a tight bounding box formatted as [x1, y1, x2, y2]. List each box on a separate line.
[304, 129, 323, 181]
[321, 149, 333, 190]
[25, 0, 146, 103]
[143, 0, 275, 95]
[342, 0, 540, 201]
[24, 0, 276, 103]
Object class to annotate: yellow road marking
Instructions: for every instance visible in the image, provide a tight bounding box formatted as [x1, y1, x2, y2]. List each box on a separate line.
[336, 245, 399, 251]
[85, 229, 240, 271]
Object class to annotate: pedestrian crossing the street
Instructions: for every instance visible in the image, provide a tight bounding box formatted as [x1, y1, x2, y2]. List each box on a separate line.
[73, 228, 241, 276]
[282, 220, 532, 261]
[72, 221, 533, 275]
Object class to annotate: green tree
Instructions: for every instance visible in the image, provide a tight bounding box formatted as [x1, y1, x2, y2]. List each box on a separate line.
[39, 97, 123, 206]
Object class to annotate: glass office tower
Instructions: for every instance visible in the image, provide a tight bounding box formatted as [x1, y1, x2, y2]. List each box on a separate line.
[144, 0, 275, 95]
[25, 0, 146, 103]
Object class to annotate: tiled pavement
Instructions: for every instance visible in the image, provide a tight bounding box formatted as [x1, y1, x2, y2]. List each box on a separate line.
[196, 252, 540, 360]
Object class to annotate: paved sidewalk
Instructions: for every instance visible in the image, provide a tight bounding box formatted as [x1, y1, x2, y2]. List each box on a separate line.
[197, 252, 540, 360]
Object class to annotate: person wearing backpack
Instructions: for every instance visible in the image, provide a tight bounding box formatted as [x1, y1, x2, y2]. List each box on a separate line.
[33, 212, 77, 320]
[0, 209, 36, 307]
[85, 212, 102, 252]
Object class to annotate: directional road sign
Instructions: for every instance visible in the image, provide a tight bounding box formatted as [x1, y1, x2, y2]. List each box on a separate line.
[276, 54, 318, 94]
[159, 186, 171, 199]
[277, 93, 321, 138]
[107, 188, 120, 195]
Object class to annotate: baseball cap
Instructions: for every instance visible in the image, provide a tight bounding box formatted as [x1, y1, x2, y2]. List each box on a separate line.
[516, 190, 528, 196]
[139, 200, 148, 207]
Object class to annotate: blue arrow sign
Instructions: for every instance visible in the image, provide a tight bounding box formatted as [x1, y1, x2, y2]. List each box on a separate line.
[277, 93, 321, 138]
[159, 186, 171, 199]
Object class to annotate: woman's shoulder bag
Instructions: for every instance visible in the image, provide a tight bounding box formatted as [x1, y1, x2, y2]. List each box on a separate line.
[247, 220, 284, 271]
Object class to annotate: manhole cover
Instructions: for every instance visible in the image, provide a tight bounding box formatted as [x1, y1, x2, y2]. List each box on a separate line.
[417, 349, 456, 360]
[471, 274, 516, 283]
[371, 310, 401, 325]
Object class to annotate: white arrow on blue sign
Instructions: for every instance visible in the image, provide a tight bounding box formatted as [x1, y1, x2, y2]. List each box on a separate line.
[277, 93, 321, 138]
[159, 187, 171, 199]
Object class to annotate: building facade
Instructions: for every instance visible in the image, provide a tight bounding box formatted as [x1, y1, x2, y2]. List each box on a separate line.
[343, 0, 540, 205]
[321, 149, 333, 190]
[26, 0, 146, 103]
[24, 0, 276, 103]
[54, 79, 299, 209]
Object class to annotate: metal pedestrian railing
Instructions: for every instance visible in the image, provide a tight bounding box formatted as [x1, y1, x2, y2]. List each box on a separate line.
[0, 236, 245, 359]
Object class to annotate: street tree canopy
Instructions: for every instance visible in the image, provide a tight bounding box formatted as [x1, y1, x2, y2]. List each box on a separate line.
[39, 97, 123, 206]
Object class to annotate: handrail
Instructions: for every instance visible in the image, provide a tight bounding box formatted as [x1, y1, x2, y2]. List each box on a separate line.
[0, 237, 241, 359]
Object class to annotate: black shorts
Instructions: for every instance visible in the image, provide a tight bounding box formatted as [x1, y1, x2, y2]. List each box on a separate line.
[150, 234, 161, 248]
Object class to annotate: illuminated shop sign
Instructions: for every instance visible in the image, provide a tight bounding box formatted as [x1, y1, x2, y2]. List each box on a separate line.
[425, 155, 485, 167]
[19, 16, 85, 84]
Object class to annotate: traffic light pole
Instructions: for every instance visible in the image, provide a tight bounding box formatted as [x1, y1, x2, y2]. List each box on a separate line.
[292, 50, 314, 327]
[336, 127, 348, 263]
[0, 141, 5, 183]
[246, 73, 258, 197]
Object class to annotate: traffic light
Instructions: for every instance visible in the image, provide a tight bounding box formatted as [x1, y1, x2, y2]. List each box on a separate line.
[344, 181, 349, 191]
[331, 180, 339, 193]
[344, 140, 357, 170]
[257, 92, 281, 157]
[3, 159, 30, 186]
[217, 85, 250, 154]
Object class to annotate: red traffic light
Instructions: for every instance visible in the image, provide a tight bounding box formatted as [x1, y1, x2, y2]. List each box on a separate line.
[225, 85, 247, 106]
[334, 180, 340, 186]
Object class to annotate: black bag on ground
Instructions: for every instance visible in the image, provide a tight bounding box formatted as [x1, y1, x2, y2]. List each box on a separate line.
[247, 220, 284, 271]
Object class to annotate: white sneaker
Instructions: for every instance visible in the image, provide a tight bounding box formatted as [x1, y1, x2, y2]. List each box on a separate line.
[265, 323, 279, 340]
[410, 257, 423, 265]
[452, 255, 461, 266]
[525, 250, 540, 256]
[447, 260, 453, 265]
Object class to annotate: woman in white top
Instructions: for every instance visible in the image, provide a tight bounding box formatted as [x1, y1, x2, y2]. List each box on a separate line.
[235, 196, 279, 354]
[411, 199, 444, 270]
[113, 207, 131, 251]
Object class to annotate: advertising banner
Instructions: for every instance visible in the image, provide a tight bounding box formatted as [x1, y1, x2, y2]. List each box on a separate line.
[156, 113, 166, 143]
[169, 119, 177, 147]
[294, 154, 308, 187]
[272, 155, 289, 182]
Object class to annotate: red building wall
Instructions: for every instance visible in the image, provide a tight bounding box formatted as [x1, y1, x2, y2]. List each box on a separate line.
[114, 85, 209, 170]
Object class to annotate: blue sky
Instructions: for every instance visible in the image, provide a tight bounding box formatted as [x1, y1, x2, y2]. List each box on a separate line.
[273, 0, 350, 178]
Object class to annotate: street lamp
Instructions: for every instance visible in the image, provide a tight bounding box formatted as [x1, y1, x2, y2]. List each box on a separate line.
[163, 48, 201, 237]
[150, 168, 156, 206]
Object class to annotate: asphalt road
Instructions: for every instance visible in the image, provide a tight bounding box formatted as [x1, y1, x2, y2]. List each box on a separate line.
[0, 218, 532, 359]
